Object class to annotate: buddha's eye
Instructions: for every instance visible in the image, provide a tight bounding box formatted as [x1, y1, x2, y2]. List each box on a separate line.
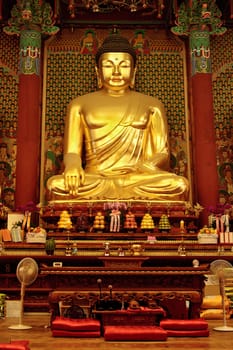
[102, 60, 113, 68]
[120, 60, 131, 67]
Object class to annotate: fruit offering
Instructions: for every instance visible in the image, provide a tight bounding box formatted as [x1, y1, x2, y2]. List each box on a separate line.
[199, 225, 216, 234]
[158, 214, 171, 231]
[124, 211, 137, 230]
[141, 213, 155, 230]
[57, 210, 72, 230]
[93, 211, 105, 230]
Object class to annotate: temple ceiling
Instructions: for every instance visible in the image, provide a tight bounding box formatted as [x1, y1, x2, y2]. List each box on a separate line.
[0, 1, 232, 29]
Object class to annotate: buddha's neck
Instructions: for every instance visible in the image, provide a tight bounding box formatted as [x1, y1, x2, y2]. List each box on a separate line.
[104, 87, 131, 97]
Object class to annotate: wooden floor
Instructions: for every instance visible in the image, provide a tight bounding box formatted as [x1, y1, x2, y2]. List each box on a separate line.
[1, 314, 233, 350]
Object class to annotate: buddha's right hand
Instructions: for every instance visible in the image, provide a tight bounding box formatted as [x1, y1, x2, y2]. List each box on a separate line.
[64, 167, 85, 195]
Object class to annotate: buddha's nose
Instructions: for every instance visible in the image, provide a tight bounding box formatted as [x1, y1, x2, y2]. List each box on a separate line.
[112, 65, 121, 75]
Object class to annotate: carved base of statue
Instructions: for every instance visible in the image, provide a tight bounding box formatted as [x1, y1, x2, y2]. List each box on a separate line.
[47, 171, 189, 202]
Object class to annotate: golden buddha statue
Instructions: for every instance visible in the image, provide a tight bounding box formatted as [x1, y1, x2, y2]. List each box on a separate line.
[47, 34, 189, 201]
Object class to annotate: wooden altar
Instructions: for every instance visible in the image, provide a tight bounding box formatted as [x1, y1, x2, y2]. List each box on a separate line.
[0, 253, 210, 315]
[1, 202, 232, 316]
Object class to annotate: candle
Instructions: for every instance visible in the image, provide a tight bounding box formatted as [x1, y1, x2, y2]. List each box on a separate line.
[220, 215, 224, 233]
[216, 217, 219, 233]
[208, 214, 213, 227]
[225, 214, 229, 233]
[180, 220, 184, 230]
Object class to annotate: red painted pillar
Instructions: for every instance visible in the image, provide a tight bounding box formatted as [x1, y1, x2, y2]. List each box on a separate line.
[3, 1, 59, 209]
[16, 74, 41, 208]
[171, 1, 227, 225]
[190, 31, 219, 224]
[191, 74, 219, 222]
[15, 29, 41, 208]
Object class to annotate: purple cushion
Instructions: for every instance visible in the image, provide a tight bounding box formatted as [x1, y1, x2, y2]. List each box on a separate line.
[104, 326, 167, 341]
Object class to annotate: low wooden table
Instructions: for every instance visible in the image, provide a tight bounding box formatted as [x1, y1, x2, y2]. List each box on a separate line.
[92, 307, 165, 334]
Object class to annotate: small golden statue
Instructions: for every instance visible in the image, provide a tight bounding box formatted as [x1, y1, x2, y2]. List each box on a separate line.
[47, 34, 189, 202]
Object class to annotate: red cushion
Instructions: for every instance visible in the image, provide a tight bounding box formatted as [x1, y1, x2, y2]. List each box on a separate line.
[104, 326, 167, 341]
[52, 317, 100, 331]
[0, 341, 30, 350]
[0, 347, 28, 350]
[166, 329, 209, 337]
[160, 318, 208, 330]
[52, 330, 101, 337]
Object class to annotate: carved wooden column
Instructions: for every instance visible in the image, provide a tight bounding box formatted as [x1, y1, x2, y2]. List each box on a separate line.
[3, 1, 59, 208]
[171, 1, 227, 224]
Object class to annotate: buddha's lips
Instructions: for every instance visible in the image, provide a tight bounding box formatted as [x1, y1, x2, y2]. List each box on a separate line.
[111, 78, 122, 82]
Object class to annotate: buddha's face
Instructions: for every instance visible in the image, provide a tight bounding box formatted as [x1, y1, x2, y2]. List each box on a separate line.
[96, 52, 136, 91]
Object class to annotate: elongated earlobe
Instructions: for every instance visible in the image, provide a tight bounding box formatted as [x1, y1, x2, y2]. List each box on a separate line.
[95, 66, 103, 89]
[130, 66, 137, 89]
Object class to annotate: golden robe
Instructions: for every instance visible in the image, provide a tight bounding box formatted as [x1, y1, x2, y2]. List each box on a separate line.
[47, 90, 189, 201]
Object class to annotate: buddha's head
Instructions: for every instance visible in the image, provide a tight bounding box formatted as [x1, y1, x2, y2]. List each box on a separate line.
[95, 34, 137, 91]
[95, 34, 137, 67]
